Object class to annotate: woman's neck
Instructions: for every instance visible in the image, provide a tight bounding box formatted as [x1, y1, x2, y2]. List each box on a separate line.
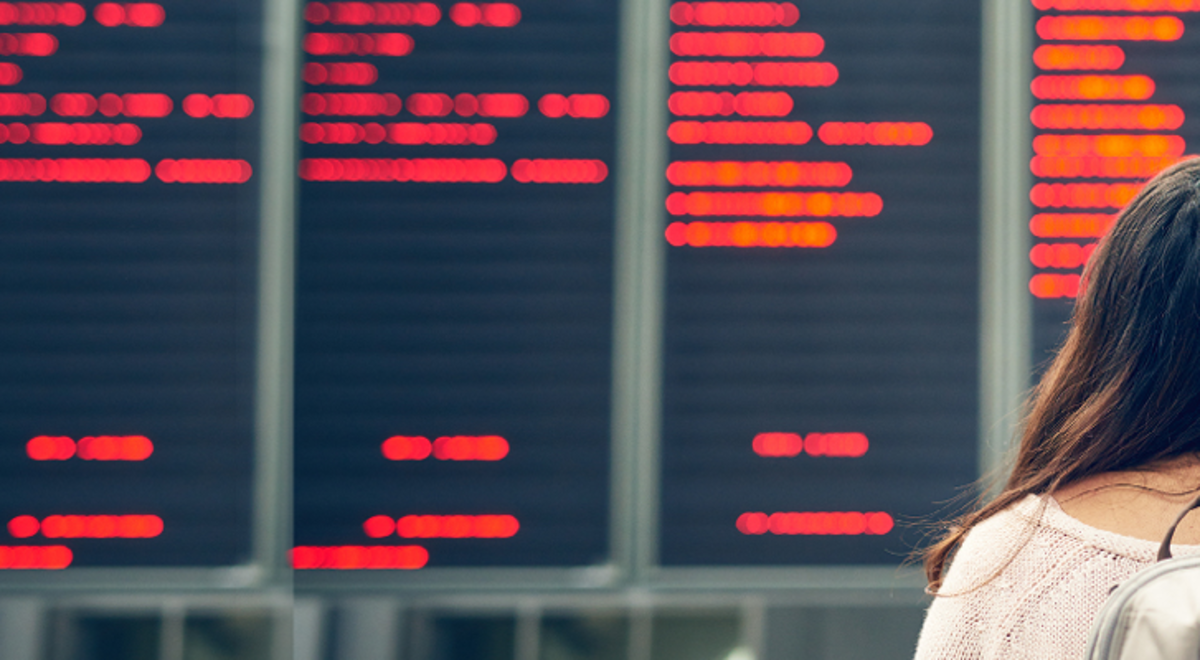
[1054, 454, 1200, 544]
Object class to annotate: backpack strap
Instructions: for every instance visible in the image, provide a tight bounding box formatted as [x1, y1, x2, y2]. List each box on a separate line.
[1156, 491, 1200, 561]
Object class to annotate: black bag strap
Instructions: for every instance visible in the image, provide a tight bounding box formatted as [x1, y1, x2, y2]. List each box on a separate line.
[1156, 491, 1200, 561]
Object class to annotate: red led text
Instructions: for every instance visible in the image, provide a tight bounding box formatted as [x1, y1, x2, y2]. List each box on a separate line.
[291, 545, 429, 569]
[737, 511, 894, 536]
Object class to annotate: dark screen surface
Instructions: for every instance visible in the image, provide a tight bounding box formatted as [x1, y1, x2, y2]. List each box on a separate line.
[1028, 1, 1200, 369]
[292, 0, 619, 569]
[0, 1, 261, 568]
[659, 0, 982, 566]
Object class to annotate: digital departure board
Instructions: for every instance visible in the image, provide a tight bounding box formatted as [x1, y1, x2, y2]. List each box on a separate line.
[1027, 0, 1200, 364]
[9, 0, 1167, 581]
[658, 1, 982, 566]
[291, 0, 621, 570]
[0, 1, 261, 568]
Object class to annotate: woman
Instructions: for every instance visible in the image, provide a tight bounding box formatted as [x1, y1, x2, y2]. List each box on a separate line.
[914, 157, 1200, 660]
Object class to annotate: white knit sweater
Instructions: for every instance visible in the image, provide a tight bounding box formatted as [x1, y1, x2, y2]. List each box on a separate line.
[914, 494, 1200, 660]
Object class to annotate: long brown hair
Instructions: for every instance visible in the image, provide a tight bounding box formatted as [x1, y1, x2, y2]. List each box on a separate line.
[925, 157, 1200, 591]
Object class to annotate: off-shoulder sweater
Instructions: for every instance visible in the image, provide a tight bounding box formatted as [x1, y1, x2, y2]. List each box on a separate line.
[913, 494, 1200, 660]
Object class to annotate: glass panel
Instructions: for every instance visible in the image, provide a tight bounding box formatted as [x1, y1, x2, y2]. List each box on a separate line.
[68, 616, 160, 660]
[658, 0, 983, 567]
[650, 612, 741, 660]
[0, 0, 263, 570]
[763, 605, 925, 660]
[428, 616, 515, 660]
[1025, 1, 1200, 366]
[292, 0, 621, 573]
[183, 614, 272, 660]
[540, 613, 628, 660]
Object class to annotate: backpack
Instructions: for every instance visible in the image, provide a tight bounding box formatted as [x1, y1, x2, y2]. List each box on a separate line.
[1083, 493, 1200, 660]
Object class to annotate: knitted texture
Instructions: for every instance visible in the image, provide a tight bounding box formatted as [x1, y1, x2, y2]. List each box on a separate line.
[914, 494, 1200, 660]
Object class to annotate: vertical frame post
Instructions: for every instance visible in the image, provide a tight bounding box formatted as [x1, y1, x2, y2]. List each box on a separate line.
[254, 0, 302, 581]
[978, 0, 1034, 484]
[158, 602, 185, 660]
[514, 603, 541, 660]
[0, 598, 45, 660]
[291, 598, 326, 660]
[611, 0, 672, 581]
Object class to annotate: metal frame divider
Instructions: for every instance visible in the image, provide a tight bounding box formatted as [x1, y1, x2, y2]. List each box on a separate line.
[740, 597, 768, 660]
[254, 0, 303, 589]
[158, 600, 186, 660]
[0, 597, 45, 660]
[978, 0, 1034, 484]
[610, 0, 672, 585]
[254, 0, 304, 654]
[292, 597, 326, 660]
[514, 601, 542, 660]
[628, 596, 655, 660]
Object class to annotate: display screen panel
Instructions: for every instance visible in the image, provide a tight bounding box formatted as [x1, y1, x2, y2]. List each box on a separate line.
[0, 0, 262, 569]
[658, 0, 982, 566]
[292, 0, 620, 570]
[1027, 0, 1200, 365]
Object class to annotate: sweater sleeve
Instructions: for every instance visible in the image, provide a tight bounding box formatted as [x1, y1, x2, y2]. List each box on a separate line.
[912, 500, 1042, 660]
[913, 582, 985, 660]
[912, 521, 1003, 660]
